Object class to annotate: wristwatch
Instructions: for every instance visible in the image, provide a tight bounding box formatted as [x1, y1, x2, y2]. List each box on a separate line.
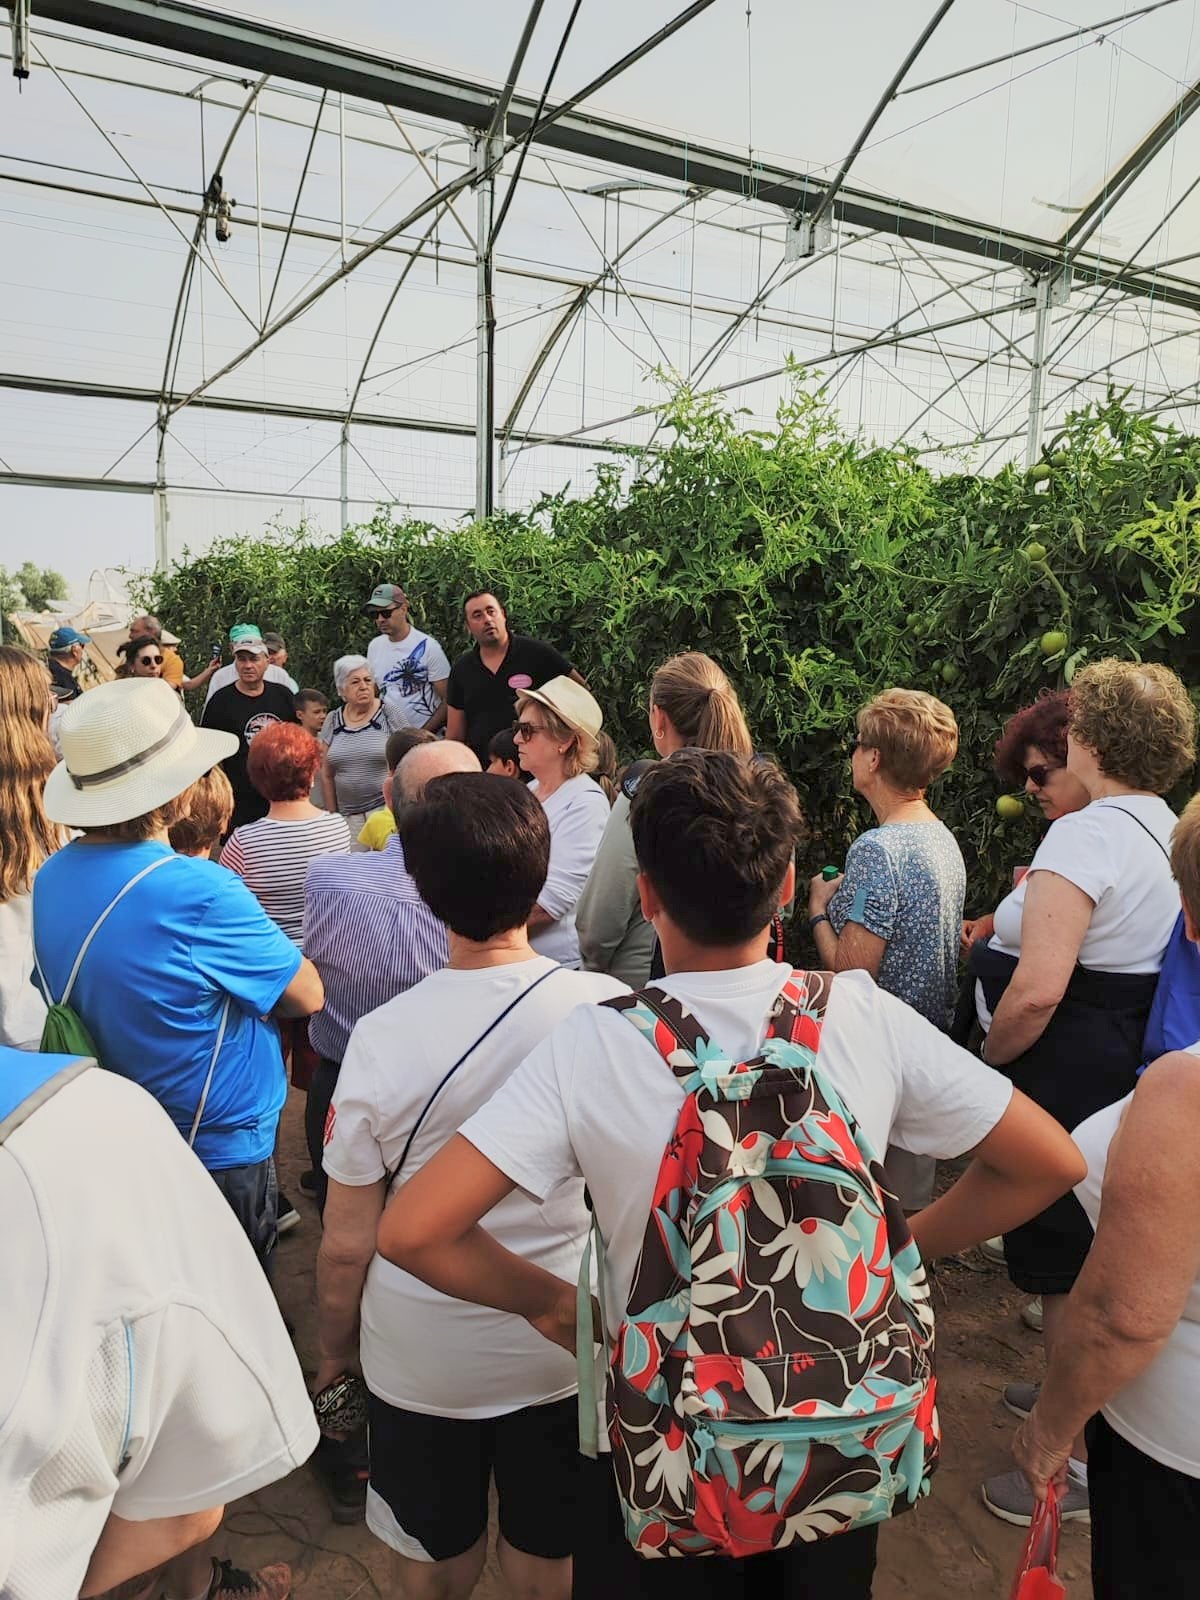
[808, 912, 831, 932]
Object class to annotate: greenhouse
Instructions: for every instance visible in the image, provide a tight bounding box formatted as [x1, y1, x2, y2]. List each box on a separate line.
[4, 0, 1200, 565]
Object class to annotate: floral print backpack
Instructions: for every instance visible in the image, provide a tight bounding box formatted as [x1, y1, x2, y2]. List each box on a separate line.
[576, 969, 939, 1560]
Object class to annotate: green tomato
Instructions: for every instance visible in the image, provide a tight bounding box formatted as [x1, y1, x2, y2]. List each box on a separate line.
[1050, 452, 1069, 468]
[940, 661, 960, 685]
[1041, 629, 1068, 655]
[1024, 541, 1048, 562]
[1027, 463, 1052, 483]
[996, 794, 1025, 820]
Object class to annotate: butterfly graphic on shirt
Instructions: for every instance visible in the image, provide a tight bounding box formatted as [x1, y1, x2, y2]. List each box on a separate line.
[383, 638, 435, 711]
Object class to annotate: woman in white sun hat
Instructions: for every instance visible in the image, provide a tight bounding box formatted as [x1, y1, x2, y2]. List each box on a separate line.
[31, 678, 324, 1271]
[513, 675, 611, 968]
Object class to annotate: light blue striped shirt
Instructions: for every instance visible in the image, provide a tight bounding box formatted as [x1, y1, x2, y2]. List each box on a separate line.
[303, 836, 448, 1062]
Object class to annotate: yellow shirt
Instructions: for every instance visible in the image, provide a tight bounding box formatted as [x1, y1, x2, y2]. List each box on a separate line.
[160, 645, 185, 689]
[357, 808, 397, 851]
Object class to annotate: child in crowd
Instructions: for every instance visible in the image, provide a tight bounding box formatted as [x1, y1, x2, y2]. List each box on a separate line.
[357, 728, 436, 849]
[486, 726, 529, 781]
[296, 690, 330, 809]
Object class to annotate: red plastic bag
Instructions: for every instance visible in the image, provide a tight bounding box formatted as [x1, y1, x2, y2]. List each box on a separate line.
[1009, 1481, 1067, 1599]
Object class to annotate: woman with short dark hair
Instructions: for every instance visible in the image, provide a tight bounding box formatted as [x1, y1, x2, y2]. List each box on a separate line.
[315, 772, 627, 1585]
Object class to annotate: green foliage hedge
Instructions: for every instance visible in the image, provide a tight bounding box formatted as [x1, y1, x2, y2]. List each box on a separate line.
[137, 384, 1200, 912]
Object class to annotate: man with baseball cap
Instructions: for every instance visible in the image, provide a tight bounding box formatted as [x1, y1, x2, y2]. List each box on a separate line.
[204, 622, 296, 706]
[46, 626, 89, 704]
[361, 582, 451, 733]
[200, 625, 298, 831]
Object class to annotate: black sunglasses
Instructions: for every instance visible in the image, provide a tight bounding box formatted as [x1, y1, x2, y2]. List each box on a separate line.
[138, 655, 164, 666]
[371, 606, 398, 620]
[512, 719, 545, 741]
[1025, 762, 1062, 788]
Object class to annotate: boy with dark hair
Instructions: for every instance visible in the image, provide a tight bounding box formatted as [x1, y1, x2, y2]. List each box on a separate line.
[486, 726, 529, 782]
[379, 750, 1088, 1598]
[357, 727, 437, 851]
[315, 773, 625, 1584]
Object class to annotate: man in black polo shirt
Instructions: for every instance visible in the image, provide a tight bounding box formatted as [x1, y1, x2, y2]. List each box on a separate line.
[445, 591, 583, 762]
[200, 625, 297, 830]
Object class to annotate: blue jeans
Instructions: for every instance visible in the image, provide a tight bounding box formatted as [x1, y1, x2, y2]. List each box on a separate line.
[210, 1155, 278, 1277]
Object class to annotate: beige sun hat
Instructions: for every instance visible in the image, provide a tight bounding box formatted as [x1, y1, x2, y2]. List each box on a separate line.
[519, 675, 603, 739]
[44, 678, 238, 829]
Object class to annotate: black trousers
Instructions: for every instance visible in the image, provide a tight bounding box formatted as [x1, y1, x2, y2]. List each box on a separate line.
[210, 1155, 277, 1277]
[1088, 1412, 1200, 1598]
[571, 1456, 877, 1600]
[304, 1055, 341, 1216]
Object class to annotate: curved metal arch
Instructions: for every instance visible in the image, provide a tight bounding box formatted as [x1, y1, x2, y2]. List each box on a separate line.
[498, 191, 701, 446]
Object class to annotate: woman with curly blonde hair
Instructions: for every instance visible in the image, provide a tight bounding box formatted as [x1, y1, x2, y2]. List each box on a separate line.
[977, 658, 1196, 1527]
[0, 646, 63, 1046]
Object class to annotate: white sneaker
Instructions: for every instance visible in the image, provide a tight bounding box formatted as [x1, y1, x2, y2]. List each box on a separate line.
[979, 1236, 1006, 1265]
[1021, 1296, 1043, 1332]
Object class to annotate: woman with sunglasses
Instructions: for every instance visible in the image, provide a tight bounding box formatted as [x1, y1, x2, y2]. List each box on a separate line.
[972, 660, 1195, 1529]
[512, 676, 609, 968]
[116, 638, 166, 680]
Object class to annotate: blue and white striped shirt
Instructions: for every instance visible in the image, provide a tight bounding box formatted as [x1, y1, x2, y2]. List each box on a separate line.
[303, 836, 448, 1062]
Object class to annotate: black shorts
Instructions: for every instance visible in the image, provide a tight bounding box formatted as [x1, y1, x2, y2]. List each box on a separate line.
[1003, 1189, 1093, 1296]
[366, 1391, 581, 1563]
[1088, 1412, 1200, 1598]
[571, 1455, 878, 1600]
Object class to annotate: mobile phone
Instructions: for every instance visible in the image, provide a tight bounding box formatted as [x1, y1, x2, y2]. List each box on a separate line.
[210, 643, 222, 661]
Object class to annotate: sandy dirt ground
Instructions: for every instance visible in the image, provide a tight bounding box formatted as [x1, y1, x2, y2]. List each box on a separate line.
[218, 1094, 1092, 1599]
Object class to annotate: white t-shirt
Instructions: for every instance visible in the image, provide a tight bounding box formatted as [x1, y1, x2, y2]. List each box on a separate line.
[1074, 1072, 1200, 1477]
[367, 628, 451, 728]
[529, 775, 611, 968]
[990, 796, 1177, 971]
[1, 1069, 318, 1600]
[460, 960, 1013, 1432]
[0, 895, 46, 1049]
[323, 957, 628, 1418]
[204, 661, 297, 705]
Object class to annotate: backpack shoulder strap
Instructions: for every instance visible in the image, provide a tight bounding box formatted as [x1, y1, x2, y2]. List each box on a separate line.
[187, 995, 231, 1149]
[1104, 804, 1171, 861]
[35, 854, 175, 1008]
[767, 968, 836, 1045]
[601, 984, 709, 1082]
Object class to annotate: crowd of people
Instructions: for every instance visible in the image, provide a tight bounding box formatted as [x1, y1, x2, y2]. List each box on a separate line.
[4, 579, 1200, 1600]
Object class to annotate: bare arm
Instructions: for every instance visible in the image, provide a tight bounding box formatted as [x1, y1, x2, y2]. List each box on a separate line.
[568, 667, 589, 689]
[422, 679, 449, 733]
[320, 752, 337, 817]
[445, 705, 467, 745]
[526, 905, 554, 934]
[315, 1177, 385, 1390]
[1016, 1053, 1200, 1496]
[274, 956, 324, 1018]
[908, 1087, 1086, 1261]
[983, 870, 1092, 1065]
[808, 870, 887, 979]
[80, 1507, 224, 1598]
[180, 660, 219, 693]
[378, 1135, 576, 1351]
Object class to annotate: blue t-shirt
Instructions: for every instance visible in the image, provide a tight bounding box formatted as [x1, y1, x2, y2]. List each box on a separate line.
[31, 840, 301, 1170]
[828, 820, 966, 1029]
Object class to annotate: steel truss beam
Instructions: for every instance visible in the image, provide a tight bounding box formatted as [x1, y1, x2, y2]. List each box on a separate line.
[30, 0, 1200, 315]
[0, 371, 637, 454]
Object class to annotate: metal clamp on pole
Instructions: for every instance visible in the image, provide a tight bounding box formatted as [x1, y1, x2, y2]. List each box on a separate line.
[10, 0, 32, 80]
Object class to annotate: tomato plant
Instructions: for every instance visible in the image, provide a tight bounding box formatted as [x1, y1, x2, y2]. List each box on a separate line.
[137, 384, 1200, 911]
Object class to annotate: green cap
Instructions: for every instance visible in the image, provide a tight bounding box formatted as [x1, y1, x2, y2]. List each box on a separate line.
[228, 623, 268, 654]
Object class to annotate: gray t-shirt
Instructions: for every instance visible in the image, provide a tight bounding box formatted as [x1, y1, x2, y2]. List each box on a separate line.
[319, 699, 407, 817]
[828, 820, 966, 1029]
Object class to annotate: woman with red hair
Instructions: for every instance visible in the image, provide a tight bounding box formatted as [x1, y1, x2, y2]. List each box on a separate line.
[220, 722, 352, 946]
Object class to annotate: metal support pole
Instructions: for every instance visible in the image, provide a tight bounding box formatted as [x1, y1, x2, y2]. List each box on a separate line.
[474, 133, 500, 521]
[1023, 273, 1052, 468]
[153, 408, 170, 567]
[339, 422, 350, 529]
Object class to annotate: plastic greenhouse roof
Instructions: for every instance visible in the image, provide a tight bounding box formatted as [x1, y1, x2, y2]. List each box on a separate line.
[2, 0, 1200, 566]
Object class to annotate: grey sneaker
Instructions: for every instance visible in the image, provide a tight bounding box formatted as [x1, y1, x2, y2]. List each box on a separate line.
[1003, 1382, 1040, 1420]
[979, 1235, 1006, 1265]
[982, 1468, 1090, 1527]
[1021, 1295, 1044, 1332]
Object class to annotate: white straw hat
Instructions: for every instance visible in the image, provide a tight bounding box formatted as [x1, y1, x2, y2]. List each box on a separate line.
[519, 675, 603, 739]
[44, 678, 238, 828]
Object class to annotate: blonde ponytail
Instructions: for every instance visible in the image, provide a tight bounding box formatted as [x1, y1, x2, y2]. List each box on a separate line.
[650, 653, 753, 757]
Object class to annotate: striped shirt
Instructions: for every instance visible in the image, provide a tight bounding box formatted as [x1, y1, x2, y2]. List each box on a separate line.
[303, 836, 449, 1062]
[219, 813, 353, 946]
[320, 700, 408, 816]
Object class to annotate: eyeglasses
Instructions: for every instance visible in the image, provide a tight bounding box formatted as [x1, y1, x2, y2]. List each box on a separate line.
[512, 720, 546, 742]
[370, 606, 397, 620]
[1025, 762, 1062, 788]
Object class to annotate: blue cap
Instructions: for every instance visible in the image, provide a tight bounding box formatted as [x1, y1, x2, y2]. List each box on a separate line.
[48, 626, 90, 650]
